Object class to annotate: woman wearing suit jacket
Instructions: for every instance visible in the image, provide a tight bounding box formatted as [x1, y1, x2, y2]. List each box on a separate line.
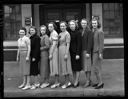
[91, 19, 104, 89]
[68, 20, 82, 87]
[29, 26, 41, 89]
[80, 18, 93, 88]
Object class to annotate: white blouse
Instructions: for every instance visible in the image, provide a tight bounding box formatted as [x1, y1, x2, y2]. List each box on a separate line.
[18, 35, 30, 50]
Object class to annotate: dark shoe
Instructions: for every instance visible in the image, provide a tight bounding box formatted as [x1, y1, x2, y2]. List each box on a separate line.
[91, 83, 99, 87]
[73, 82, 79, 88]
[84, 81, 91, 88]
[94, 83, 104, 89]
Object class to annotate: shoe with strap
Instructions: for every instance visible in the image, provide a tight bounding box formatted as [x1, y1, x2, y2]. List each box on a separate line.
[40, 83, 50, 88]
[51, 83, 60, 88]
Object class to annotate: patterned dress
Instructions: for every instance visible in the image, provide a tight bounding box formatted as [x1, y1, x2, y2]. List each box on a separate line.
[49, 30, 59, 76]
[18, 35, 30, 76]
[58, 31, 72, 76]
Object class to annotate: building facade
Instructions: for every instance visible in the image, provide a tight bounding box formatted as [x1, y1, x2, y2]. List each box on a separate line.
[3, 3, 124, 61]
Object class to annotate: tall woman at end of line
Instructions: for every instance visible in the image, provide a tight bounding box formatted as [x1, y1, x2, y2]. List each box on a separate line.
[91, 18, 104, 89]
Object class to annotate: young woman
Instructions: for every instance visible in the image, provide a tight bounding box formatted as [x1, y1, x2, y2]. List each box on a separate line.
[29, 26, 41, 89]
[91, 18, 104, 89]
[48, 22, 60, 88]
[68, 20, 82, 87]
[80, 18, 93, 88]
[17, 27, 31, 90]
[58, 21, 72, 88]
[39, 25, 50, 88]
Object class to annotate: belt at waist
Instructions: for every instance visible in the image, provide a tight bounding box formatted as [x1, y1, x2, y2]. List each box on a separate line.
[19, 49, 28, 51]
[59, 44, 66, 46]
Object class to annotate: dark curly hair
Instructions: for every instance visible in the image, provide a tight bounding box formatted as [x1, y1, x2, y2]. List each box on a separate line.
[20, 27, 27, 35]
[47, 22, 57, 31]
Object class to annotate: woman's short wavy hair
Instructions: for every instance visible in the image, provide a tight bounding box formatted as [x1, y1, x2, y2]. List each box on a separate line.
[19, 27, 27, 35]
[80, 18, 91, 30]
[47, 22, 57, 30]
[39, 25, 47, 36]
[90, 18, 101, 29]
[28, 26, 38, 35]
[68, 20, 79, 29]
[60, 21, 68, 27]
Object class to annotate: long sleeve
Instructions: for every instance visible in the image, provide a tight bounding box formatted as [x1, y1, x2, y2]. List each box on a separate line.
[87, 30, 93, 54]
[76, 31, 82, 55]
[65, 32, 71, 55]
[33, 36, 40, 60]
[98, 31, 104, 54]
[40, 35, 50, 51]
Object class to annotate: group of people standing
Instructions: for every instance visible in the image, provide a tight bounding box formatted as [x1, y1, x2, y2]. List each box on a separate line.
[16, 18, 104, 90]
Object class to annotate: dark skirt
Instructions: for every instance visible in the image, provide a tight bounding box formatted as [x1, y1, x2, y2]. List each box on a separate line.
[70, 51, 82, 72]
[30, 58, 40, 76]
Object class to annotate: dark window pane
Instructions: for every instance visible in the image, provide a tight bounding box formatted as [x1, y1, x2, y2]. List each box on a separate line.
[104, 11, 110, 19]
[103, 27, 109, 35]
[4, 5, 21, 40]
[103, 3, 109, 10]
[103, 3, 121, 37]
[109, 11, 115, 19]
[109, 3, 115, 10]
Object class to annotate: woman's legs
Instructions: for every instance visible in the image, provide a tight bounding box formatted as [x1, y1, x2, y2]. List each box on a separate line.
[18, 76, 26, 88]
[55, 74, 59, 84]
[74, 71, 80, 86]
[25, 75, 30, 86]
[22, 76, 26, 85]
[84, 71, 91, 87]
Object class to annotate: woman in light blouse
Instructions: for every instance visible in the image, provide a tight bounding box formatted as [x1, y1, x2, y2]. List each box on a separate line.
[48, 22, 60, 88]
[17, 27, 31, 90]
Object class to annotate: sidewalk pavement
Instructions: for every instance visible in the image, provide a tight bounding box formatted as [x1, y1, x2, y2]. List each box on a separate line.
[4, 59, 124, 97]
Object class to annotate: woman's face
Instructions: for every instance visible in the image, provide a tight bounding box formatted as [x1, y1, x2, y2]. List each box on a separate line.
[60, 23, 66, 32]
[69, 21, 76, 30]
[40, 27, 46, 35]
[48, 24, 54, 32]
[19, 30, 25, 37]
[81, 20, 87, 29]
[30, 28, 36, 36]
[92, 20, 98, 29]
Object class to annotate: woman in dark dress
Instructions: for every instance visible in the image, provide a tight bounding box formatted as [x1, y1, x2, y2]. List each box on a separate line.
[29, 26, 41, 89]
[68, 20, 82, 87]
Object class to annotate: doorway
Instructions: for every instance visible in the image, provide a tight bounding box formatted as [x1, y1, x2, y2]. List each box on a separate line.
[39, 4, 85, 25]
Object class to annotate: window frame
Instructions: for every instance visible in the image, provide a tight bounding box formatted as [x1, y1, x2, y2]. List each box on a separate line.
[102, 3, 123, 38]
[4, 4, 22, 41]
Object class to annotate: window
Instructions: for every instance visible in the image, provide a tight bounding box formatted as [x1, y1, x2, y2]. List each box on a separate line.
[103, 3, 123, 37]
[4, 5, 21, 40]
